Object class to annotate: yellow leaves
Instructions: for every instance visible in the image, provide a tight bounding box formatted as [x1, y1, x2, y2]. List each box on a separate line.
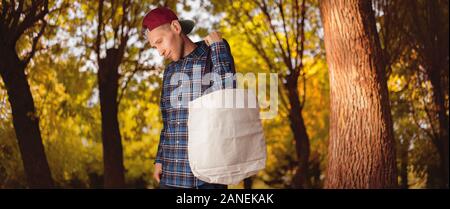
[111, 6, 124, 28]
[231, 1, 240, 9]
[218, 0, 333, 185]
[122, 129, 154, 183]
[388, 74, 407, 93]
[116, 82, 162, 186]
[80, 2, 97, 21]
[120, 104, 139, 139]
[303, 57, 326, 77]
[0, 87, 9, 121]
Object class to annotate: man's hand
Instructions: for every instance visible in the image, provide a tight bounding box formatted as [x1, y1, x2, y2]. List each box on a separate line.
[153, 163, 162, 183]
[204, 31, 223, 46]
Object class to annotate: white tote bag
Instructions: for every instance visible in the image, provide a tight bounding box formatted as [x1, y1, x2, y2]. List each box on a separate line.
[188, 88, 266, 185]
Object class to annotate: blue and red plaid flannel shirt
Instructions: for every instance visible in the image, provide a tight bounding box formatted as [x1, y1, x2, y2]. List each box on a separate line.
[156, 40, 236, 188]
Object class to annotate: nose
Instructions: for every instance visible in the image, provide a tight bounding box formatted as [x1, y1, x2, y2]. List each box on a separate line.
[158, 49, 166, 57]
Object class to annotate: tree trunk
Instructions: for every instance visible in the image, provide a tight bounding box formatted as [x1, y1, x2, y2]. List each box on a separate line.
[420, 0, 449, 188]
[286, 79, 310, 189]
[320, 0, 398, 188]
[399, 139, 409, 189]
[98, 48, 126, 188]
[0, 48, 54, 188]
[429, 71, 449, 188]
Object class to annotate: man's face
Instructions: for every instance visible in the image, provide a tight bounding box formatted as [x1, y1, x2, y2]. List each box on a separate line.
[146, 22, 183, 62]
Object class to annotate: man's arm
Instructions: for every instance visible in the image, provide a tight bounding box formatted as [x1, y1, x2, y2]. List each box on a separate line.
[153, 106, 165, 183]
[210, 40, 235, 75]
[205, 32, 236, 90]
[155, 82, 167, 165]
[154, 70, 168, 183]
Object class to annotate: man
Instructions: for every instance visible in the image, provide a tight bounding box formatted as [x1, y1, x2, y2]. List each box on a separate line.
[142, 7, 236, 189]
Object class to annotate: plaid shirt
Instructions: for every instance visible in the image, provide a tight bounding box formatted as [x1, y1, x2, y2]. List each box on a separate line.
[156, 40, 235, 188]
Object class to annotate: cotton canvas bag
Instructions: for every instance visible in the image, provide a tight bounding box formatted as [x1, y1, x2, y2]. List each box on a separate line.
[188, 88, 266, 185]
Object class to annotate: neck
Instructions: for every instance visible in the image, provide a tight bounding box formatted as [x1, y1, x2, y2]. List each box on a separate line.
[181, 35, 197, 58]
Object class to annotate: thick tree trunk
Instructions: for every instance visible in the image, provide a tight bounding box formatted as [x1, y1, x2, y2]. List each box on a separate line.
[320, 0, 398, 188]
[286, 80, 310, 189]
[0, 48, 54, 188]
[98, 48, 125, 188]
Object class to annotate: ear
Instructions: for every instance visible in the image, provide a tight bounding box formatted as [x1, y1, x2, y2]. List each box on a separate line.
[170, 20, 182, 35]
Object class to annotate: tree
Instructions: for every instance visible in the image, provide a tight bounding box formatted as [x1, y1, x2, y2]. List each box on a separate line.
[376, 0, 449, 188]
[319, 0, 397, 188]
[93, 0, 128, 188]
[414, 1, 449, 188]
[0, 0, 54, 188]
[213, 0, 315, 188]
[92, 0, 175, 187]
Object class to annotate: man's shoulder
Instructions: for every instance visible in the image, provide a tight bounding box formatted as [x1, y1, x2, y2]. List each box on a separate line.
[162, 62, 177, 78]
[165, 61, 177, 71]
[167, 61, 177, 68]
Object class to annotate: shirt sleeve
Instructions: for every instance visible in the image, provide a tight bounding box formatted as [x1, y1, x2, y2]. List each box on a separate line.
[209, 39, 236, 90]
[155, 71, 168, 164]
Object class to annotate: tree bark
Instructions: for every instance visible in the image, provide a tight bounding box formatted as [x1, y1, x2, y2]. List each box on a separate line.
[0, 48, 54, 188]
[320, 0, 398, 188]
[98, 48, 126, 188]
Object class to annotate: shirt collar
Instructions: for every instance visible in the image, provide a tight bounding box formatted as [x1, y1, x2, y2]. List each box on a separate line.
[184, 40, 208, 59]
[169, 41, 208, 68]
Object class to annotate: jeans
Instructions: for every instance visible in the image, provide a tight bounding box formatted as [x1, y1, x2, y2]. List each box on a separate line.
[159, 183, 227, 189]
